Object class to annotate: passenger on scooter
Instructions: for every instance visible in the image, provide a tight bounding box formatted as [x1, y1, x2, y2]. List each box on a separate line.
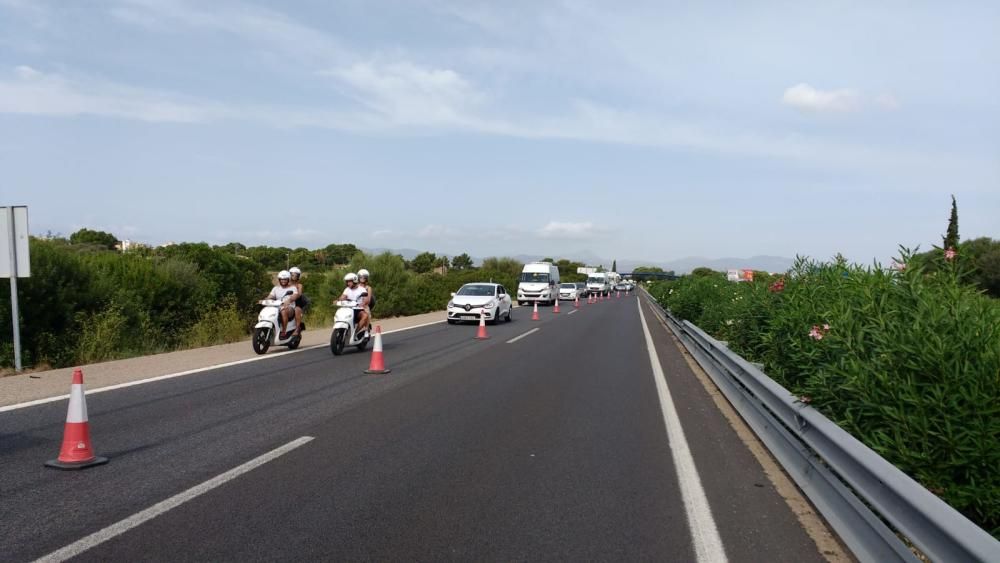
[337, 273, 368, 334]
[289, 266, 308, 334]
[356, 269, 373, 335]
[266, 270, 299, 339]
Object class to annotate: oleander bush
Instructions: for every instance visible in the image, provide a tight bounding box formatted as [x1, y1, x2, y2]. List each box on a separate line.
[650, 251, 1000, 538]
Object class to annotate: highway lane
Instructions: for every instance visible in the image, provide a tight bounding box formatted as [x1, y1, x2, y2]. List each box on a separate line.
[1, 296, 830, 562]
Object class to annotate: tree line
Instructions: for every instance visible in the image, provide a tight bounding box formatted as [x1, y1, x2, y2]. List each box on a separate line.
[1, 230, 615, 371]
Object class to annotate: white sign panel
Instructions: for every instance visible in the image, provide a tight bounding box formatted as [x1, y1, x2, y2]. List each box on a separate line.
[1, 206, 30, 278]
[577, 267, 597, 274]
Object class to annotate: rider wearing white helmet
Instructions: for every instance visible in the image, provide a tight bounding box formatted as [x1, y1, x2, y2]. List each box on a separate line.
[356, 269, 373, 335]
[289, 267, 307, 332]
[265, 270, 299, 338]
[337, 273, 369, 334]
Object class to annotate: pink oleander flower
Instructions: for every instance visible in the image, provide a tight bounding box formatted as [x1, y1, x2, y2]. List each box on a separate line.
[945, 247, 957, 261]
[823, 323, 830, 331]
[808, 325, 824, 340]
[799, 395, 813, 404]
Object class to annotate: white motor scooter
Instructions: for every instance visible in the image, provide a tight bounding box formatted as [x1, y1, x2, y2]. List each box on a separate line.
[252, 298, 303, 355]
[329, 298, 370, 355]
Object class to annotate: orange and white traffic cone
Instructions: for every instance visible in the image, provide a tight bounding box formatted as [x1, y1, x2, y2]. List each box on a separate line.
[364, 326, 392, 374]
[531, 301, 540, 321]
[553, 298, 560, 314]
[46, 369, 109, 470]
[617, 291, 621, 298]
[475, 309, 490, 339]
[574, 295, 580, 308]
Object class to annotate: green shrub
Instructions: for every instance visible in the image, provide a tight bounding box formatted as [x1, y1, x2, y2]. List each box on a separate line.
[655, 252, 1000, 537]
[74, 303, 131, 364]
[184, 299, 249, 348]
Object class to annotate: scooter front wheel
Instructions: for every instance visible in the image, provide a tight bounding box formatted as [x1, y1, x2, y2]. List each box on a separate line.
[252, 327, 271, 355]
[330, 328, 346, 356]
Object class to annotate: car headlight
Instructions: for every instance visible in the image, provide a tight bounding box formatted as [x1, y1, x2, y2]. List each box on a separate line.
[483, 300, 496, 309]
[447, 301, 454, 308]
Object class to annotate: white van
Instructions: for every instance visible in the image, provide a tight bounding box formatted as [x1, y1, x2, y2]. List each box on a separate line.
[587, 272, 611, 297]
[517, 262, 560, 305]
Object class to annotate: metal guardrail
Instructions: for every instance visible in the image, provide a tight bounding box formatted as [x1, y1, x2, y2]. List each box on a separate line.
[639, 289, 1000, 563]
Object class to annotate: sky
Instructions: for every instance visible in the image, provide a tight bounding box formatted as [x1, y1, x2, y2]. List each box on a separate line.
[1, 0, 997, 266]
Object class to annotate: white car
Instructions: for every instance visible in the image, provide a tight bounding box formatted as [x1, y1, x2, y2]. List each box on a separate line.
[558, 282, 581, 301]
[447, 283, 514, 325]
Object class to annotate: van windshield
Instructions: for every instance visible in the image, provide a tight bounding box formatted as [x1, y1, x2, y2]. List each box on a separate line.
[587, 276, 605, 284]
[520, 272, 550, 283]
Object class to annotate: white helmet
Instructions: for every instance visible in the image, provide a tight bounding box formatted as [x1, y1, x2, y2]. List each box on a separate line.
[344, 272, 358, 283]
[278, 270, 291, 280]
[357, 268, 370, 279]
[289, 266, 302, 276]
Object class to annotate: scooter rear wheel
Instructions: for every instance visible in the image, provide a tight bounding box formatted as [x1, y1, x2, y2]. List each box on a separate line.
[252, 327, 271, 355]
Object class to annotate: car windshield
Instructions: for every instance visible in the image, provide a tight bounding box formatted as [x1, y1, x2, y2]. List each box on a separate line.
[560, 283, 576, 289]
[576, 283, 587, 289]
[457, 284, 495, 296]
[520, 272, 549, 283]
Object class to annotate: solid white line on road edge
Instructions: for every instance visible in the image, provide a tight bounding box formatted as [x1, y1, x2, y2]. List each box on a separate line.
[637, 299, 728, 563]
[506, 328, 540, 344]
[34, 436, 315, 563]
[0, 320, 447, 414]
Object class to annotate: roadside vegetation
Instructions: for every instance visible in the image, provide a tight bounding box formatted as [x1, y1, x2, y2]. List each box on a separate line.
[648, 245, 1000, 538]
[0, 233, 595, 372]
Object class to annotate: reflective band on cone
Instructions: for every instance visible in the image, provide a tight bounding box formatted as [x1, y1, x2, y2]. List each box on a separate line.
[46, 369, 109, 470]
[475, 310, 490, 340]
[364, 326, 391, 374]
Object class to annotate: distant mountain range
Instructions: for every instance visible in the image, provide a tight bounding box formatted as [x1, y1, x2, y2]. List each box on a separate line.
[362, 247, 794, 275]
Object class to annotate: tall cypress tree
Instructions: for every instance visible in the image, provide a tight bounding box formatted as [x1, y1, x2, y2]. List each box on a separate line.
[612, 259, 617, 272]
[943, 195, 960, 249]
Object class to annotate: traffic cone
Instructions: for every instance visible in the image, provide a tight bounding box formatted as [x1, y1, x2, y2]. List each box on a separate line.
[617, 291, 621, 298]
[553, 298, 560, 314]
[475, 309, 490, 340]
[531, 301, 540, 321]
[364, 326, 392, 374]
[574, 295, 580, 308]
[46, 369, 109, 470]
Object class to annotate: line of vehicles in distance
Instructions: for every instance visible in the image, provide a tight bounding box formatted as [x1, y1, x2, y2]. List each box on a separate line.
[446, 262, 635, 325]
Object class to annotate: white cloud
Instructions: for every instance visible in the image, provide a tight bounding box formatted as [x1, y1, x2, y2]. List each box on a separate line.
[782, 83, 862, 112]
[538, 221, 604, 240]
[0, 65, 224, 122]
[873, 93, 900, 110]
[321, 61, 484, 127]
[111, 0, 348, 64]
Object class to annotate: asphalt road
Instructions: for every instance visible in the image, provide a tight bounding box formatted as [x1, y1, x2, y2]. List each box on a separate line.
[1, 295, 829, 562]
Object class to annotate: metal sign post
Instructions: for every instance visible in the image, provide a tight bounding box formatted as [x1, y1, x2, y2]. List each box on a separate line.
[1, 206, 30, 372]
